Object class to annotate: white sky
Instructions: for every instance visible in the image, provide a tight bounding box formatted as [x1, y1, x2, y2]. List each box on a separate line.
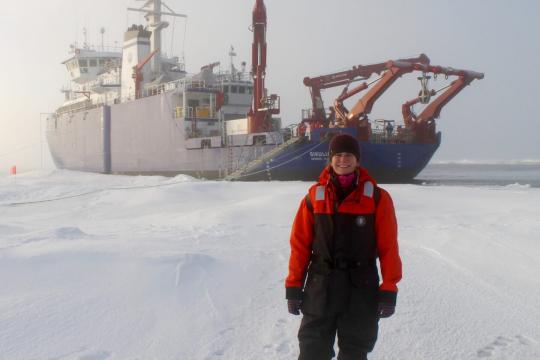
[1, 0, 539, 172]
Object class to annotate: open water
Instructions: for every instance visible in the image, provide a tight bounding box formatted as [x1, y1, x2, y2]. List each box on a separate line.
[415, 163, 540, 188]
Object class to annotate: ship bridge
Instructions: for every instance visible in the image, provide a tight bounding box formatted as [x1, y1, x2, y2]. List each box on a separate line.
[62, 49, 121, 84]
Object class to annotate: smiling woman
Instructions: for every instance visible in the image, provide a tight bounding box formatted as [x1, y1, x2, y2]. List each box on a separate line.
[285, 133, 402, 359]
[331, 153, 358, 175]
[328, 134, 361, 175]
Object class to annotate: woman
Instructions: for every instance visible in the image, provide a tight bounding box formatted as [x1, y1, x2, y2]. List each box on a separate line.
[285, 133, 402, 360]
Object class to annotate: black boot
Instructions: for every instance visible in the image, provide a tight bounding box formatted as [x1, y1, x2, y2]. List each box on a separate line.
[337, 352, 367, 360]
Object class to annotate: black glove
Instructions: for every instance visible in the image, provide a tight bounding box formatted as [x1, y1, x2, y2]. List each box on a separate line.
[377, 303, 395, 318]
[287, 299, 302, 315]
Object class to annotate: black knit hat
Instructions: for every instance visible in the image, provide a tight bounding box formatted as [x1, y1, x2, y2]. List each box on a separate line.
[329, 134, 361, 160]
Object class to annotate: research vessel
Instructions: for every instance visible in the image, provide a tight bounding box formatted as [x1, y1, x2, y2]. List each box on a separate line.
[46, 0, 483, 182]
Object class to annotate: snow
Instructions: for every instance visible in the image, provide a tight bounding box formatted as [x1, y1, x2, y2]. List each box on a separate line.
[1, 170, 540, 359]
[431, 159, 540, 165]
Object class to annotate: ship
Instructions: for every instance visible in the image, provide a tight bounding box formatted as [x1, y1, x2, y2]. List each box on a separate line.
[46, 0, 483, 182]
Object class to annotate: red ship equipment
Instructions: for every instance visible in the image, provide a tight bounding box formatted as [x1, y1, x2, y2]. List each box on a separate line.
[303, 54, 430, 125]
[247, 0, 280, 134]
[303, 55, 483, 143]
[401, 66, 484, 143]
[132, 48, 159, 99]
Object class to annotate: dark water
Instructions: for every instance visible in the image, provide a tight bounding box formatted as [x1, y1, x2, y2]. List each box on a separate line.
[415, 163, 540, 188]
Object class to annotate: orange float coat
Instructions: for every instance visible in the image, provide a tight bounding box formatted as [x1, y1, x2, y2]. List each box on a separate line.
[285, 166, 402, 303]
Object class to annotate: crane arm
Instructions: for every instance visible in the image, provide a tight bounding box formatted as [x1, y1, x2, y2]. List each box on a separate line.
[344, 63, 410, 122]
[304, 54, 430, 124]
[200, 61, 220, 71]
[333, 82, 369, 125]
[342, 61, 483, 124]
[399, 69, 483, 143]
[135, 49, 159, 71]
[415, 71, 483, 123]
[402, 96, 422, 128]
[303, 54, 429, 89]
[132, 49, 159, 99]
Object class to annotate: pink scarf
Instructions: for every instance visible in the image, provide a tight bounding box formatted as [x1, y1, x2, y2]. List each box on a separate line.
[337, 172, 356, 189]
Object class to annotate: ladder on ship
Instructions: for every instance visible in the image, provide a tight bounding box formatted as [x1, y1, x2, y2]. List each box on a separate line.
[224, 136, 303, 181]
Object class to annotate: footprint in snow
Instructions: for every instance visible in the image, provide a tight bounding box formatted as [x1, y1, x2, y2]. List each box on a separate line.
[477, 335, 533, 358]
[263, 340, 293, 356]
[218, 326, 235, 336]
[203, 347, 226, 360]
[263, 318, 295, 355]
[57, 227, 92, 240]
[77, 350, 111, 360]
[515, 334, 534, 346]
[276, 340, 293, 354]
[211, 348, 225, 357]
[50, 349, 111, 360]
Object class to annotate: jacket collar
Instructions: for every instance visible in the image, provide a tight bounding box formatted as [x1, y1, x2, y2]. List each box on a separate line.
[318, 165, 377, 189]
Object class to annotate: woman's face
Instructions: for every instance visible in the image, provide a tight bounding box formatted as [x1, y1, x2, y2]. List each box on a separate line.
[331, 152, 358, 175]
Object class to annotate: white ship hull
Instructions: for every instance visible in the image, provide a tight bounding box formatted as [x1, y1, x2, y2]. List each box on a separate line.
[46, 91, 281, 179]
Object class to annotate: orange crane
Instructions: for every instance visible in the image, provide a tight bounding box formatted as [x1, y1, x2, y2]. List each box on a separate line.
[331, 58, 484, 141]
[247, 0, 280, 134]
[401, 66, 484, 143]
[132, 48, 159, 99]
[303, 54, 430, 125]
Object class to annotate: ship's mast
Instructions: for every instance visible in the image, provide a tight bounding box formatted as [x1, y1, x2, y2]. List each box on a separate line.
[248, 0, 267, 133]
[247, 0, 279, 133]
[127, 0, 186, 75]
[148, 0, 163, 74]
[229, 45, 237, 78]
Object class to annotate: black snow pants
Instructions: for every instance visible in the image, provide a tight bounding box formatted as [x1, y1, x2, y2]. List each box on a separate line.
[298, 267, 379, 360]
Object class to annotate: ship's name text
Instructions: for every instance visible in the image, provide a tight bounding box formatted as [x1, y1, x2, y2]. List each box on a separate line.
[310, 151, 329, 161]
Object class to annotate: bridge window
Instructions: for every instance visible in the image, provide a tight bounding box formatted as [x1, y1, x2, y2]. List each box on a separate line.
[238, 86, 245, 94]
[66, 60, 78, 71]
[223, 85, 229, 93]
[78, 59, 88, 67]
[231, 85, 238, 93]
[253, 135, 266, 145]
[201, 139, 211, 148]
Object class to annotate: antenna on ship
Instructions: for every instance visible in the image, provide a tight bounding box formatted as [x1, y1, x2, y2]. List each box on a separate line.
[127, 0, 187, 75]
[83, 27, 89, 49]
[229, 45, 237, 79]
[100, 27, 105, 51]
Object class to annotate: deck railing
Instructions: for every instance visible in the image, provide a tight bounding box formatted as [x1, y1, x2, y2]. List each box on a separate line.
[174, 106, 217, 119]
[369, 128, 414, 144]
[57, 76, 226, 115]
[121, 78, 222, 103]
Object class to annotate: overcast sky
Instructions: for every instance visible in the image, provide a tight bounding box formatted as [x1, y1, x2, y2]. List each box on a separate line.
[1, 0, 539, 172]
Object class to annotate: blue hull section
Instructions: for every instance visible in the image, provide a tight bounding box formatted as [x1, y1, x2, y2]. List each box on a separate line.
[239, 129, 441, 182]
